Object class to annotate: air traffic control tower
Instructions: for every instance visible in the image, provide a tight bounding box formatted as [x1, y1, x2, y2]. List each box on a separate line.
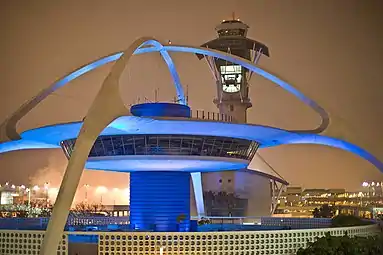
[198, 15, 269, 123]
[198, 16, 274, 217]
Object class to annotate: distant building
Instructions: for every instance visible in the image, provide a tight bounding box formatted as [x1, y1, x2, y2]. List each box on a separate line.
[282, 187, 302, 206]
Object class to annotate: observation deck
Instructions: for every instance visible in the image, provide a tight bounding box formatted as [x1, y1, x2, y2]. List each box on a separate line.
[58, 103, 257, 173]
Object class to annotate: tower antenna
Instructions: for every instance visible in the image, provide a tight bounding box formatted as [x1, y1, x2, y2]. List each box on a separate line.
[186, 84, 189, 105]
[154, 88, 158, 102]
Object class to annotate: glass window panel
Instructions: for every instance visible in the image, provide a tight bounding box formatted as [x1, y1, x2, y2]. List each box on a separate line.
[93, 139, 105, 156]
[170, 138, 182, 148]
[61, 135, 258, 160]
[112, 136, 124, 155]
[158, 137, 170, 150]
[181, 138, 193, 149]
[220, 65, 242, 74]
[133, 136, 145, 155]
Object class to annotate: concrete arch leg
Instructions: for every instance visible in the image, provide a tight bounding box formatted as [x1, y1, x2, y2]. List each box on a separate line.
[39, 37, 160, 255]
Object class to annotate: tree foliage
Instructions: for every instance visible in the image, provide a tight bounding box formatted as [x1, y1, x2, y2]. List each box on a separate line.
[71, 202, 105, 216]
[331, 214, 371, 228]
[312, 204, 334, 218]
[0, 204, 52, 218]
[297, 233, 383, 255]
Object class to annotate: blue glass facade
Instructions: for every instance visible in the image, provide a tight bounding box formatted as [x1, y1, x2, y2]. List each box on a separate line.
[130, 171, 190, 232]
[61, 135, 259, 161]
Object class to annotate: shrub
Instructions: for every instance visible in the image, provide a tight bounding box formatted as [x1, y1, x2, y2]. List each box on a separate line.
[331, 214, 371, 228]
[297, 233, 383, 255]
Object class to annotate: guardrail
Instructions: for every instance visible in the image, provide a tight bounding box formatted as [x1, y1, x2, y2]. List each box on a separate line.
[0, 216, 130, 230]
[0, 216, 335, 230]
[67, 216, 130, 226]
[191, 216, 333, 229]
[191, 110, 235, 123]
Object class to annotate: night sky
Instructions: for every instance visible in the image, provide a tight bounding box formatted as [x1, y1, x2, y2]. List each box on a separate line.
[0, 0, 382, 199]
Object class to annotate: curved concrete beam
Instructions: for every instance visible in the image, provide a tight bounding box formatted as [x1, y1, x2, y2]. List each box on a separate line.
[282, 133, 383, 171]
[0, 48, 185, 142]
[39, 38, 163, 255]
[1, 42, 328, 144]
[161, 45, 330, 134]
[1, 40, 379, 168]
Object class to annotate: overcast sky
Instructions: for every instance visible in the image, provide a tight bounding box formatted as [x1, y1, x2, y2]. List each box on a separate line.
[0, 0, 382, 198]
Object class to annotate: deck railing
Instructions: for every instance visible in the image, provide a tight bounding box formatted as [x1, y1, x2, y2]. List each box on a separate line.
[191, 110, 235, 123]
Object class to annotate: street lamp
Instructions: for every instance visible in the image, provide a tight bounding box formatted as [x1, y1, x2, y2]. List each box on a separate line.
[43, 182, 50, 207]
[112, 188, 120, 205]
[26, 188, 31, 208]
[84, 184, 90, 201]
[96, 186, 107, 204]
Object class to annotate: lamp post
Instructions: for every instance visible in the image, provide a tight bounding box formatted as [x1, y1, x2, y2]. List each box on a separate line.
[96, 186, 107, 204]
[113, 188, 119, 205]
[26, 188, 31, 208]
[84, 184, 90, 202]
[44, 182, 50, 207]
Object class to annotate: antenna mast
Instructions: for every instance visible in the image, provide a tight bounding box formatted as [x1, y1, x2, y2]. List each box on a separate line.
[186, 84, 189, 105]
[154, 88, 158, 102]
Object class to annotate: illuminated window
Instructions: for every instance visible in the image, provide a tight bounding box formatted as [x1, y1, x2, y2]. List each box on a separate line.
[61, 135, 259, 161]
[220, 65, 242, 93]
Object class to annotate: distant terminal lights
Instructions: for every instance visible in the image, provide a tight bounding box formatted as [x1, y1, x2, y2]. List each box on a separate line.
[362, 181, 382, 187]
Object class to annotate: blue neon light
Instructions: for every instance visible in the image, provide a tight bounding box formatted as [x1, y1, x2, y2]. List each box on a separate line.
[52, 53, 122, 90]
[0, 140, 59, 153]
[85, 157, 249, 172]
[0, 116, 381, 173]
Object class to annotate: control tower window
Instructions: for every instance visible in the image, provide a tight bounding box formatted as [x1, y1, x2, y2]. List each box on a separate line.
[217, 29, 246, 37]
[220, 65, 242, 93]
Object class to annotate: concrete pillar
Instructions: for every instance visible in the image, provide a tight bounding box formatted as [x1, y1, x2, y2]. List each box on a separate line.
[191, 172, 205, 217]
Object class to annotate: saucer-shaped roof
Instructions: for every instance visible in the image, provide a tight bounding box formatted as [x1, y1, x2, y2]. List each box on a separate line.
[0, 115, 382, 175]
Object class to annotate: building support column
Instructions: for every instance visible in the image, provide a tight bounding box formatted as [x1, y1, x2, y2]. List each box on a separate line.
[191, 172, 205, 217]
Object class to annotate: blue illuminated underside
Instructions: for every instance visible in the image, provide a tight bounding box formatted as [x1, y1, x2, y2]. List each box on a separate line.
[0, 116, 382, 173]
[85, 156, 249, 172]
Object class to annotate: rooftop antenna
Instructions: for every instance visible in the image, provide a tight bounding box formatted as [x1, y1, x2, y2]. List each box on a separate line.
[186, 84, 189, 105]
[232, 11, 236, 20]
[143, 96, 152, 103]
[154, 88, 158, 102]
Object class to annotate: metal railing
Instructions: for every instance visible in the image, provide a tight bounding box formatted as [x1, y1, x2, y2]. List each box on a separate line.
[191, 110, 235, 123]
[0, 216, 335, 230]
